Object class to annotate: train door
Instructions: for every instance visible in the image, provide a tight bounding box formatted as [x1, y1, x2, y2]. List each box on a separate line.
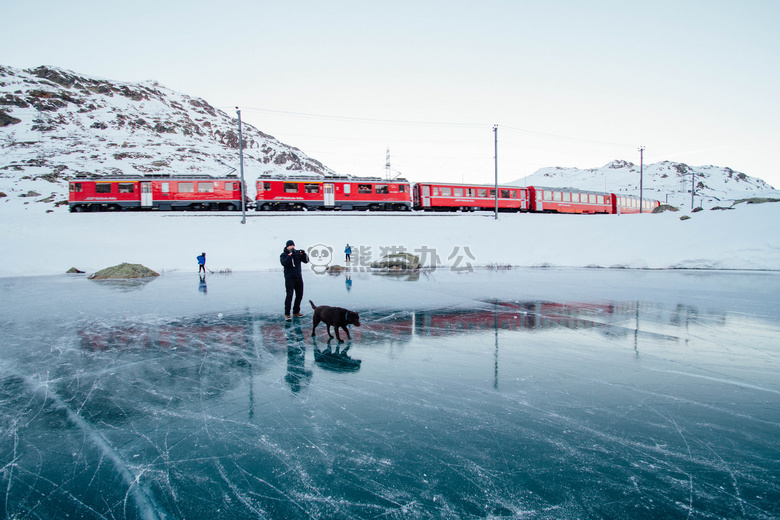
[141, 182, 153, 207]
[323, 183, 335, 207]
[421, 185, 431, 207]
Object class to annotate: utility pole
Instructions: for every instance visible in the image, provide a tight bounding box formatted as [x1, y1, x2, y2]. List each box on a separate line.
[494, 125, 498, 220]
[638, 146, 645, 214]
[236, 108, 246, 224]
[691, 167, 695, 210]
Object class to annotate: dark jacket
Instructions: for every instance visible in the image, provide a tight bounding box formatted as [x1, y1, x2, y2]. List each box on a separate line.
[280, 248, 309, 278]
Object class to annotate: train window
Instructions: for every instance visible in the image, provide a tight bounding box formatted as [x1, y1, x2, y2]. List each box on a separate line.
[179, 182, 194, 193]
[344, 184, 352, 194]
[478, 189, 488, 197]
[95, 183, 111, 193]
[597, 195, 604, 204]
[304, 184, 320, 194]
[399, 184, 406, 193]
[70, 183, 82, 192]
[225, 182, 235, 191]
[441, 187, 451, 196]
[358, 184, 372, 194]
[162, 182, 170, 193]
[552, 192, 561, 201]
[589, 194, 596, 203]
[118, 183, 134, 194]
[544, 191, 552, 201]
[375, 185, 389, 194]
[263, 182, 271, 191]
[284, 183, 299, 193]
[453, 188, 463, 197]
[198, 183, 214, 193]
[500, 189, 510, 198]
[489, 189, 496, 198]
[466, 188, 475, 197]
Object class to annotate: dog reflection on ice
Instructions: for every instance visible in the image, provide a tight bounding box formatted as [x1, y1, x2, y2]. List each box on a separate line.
[313, 338, 362, 372]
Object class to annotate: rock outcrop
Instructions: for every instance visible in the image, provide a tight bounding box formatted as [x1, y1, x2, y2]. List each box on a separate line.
[88, 263, 159, 279]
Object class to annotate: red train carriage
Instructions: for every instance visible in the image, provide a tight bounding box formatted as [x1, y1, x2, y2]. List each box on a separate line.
[611, 194, 661, 214]
[255, 175, 412, 211]
[413, 182, 529, 211]
[69, 175, 245, 212]
[528, 186, 613, 214]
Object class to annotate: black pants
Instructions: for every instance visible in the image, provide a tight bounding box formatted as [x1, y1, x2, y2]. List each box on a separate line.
[198, 265, 205, 273]
[284, 276, 304, 315]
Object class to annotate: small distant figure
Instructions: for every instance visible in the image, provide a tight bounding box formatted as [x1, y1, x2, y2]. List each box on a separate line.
[344, 244, 352, 263]
[280, 240, 309, 320]
[197, 252, 206, 273]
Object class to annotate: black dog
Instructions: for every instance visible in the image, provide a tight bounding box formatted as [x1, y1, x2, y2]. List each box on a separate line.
[310, 300, 361, 342]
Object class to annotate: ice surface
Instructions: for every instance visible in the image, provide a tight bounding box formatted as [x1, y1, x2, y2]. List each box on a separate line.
[1, 269, 779, 519]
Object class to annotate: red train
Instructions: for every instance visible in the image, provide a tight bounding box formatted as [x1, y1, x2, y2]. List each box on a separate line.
[414, 182, 660, 214]
[255, 175, 412, 211]
[68, 174, 245, 212]
[68, 174, 661, 215]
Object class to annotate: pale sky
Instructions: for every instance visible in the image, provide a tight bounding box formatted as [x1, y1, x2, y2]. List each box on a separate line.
[3, 0, 779, 186]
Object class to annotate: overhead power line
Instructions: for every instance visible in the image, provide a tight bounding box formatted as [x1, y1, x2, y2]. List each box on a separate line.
[231, 107, 638, 147]
[221, 106, 487, 127]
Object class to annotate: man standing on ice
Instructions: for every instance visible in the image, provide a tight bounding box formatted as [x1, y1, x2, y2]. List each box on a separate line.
[280, 240, 309, 320]
[197, 252, 206, 274]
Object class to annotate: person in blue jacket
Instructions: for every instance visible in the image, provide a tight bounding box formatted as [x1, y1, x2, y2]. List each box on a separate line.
[344, 243, 352, 263]
[197, 252, 206, 273]
[280, 240, 309, 320]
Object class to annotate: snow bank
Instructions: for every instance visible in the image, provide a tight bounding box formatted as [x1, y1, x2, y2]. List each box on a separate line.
[2, 201, 779, 277]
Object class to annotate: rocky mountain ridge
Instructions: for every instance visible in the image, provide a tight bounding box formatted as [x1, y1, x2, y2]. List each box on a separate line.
[0, 65, 339, 207]
[512, 160, 777, 209]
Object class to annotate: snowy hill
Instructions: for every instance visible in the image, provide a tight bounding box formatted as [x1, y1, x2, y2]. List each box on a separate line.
[511, 160, 778, 209]
[0, 65, 339, 208]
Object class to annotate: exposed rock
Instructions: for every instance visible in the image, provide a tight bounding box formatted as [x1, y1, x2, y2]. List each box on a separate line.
[734, 197, 780, 205]
[66, 267, 85, 274]
[370, 253, 421, 270]
[0, 110, 21, 126]
[88, 262, 159, 279]
[18, 190, 41, 197]
[652, 204, 678, 213]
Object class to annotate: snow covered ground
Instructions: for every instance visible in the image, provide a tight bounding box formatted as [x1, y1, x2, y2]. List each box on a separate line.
[2, 199, 779, 277]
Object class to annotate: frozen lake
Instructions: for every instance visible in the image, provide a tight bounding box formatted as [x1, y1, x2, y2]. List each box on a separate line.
[1, 269, 779, 519]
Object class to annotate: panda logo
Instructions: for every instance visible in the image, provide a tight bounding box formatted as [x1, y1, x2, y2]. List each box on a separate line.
[307, 244, 333, 274]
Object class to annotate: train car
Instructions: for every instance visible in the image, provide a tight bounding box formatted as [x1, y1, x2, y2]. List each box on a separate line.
[611, 194, 661, 214]
[528, 186, 612, 214]
[69, 174, 245, 212]
[255, 175, 412, 211]
[413, 182, 529, 211]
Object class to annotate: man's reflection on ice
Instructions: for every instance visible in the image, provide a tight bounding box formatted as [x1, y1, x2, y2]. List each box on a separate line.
[284, 321, 312, 393]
